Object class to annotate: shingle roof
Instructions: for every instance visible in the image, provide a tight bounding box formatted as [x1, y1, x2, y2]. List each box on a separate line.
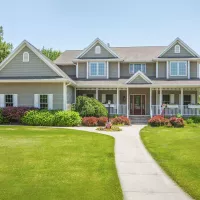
[54, 46, 167, 65]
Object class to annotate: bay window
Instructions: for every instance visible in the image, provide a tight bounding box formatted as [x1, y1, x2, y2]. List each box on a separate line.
[89, 62, 106, 76]
[129, 64, 146, 74]
[170, 61, 187, 76]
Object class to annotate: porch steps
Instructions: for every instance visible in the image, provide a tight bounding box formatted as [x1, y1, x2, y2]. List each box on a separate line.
[129, 116, 150, 124]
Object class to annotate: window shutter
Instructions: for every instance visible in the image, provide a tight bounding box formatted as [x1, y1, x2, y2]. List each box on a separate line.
[0, 94, 5, 108]
[113, 94, 117, 104]
[48, 94, 53, 110]
[13, 94, 18, 107]
[191, 94, 195, 104]
[34, 94, 39, 108]
[102, 94, 106, 103]
[170, 94, 175, 104]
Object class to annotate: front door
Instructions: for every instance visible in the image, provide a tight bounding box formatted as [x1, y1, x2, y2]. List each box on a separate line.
[132, 95, 145, 115]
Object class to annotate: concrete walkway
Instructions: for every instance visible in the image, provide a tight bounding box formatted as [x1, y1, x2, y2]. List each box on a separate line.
[70, 125, 192, 200]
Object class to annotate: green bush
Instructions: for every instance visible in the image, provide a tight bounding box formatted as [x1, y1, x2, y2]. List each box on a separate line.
[190, 116, 200, 123]
[186, 118, 194, 124]
[53, 111, 81, 126]
[73, 96, 108, 117]
[0, 109, 4, 124]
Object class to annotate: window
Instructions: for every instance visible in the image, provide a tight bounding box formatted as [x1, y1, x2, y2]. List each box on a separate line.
[23, 52, 29, 62]
[174, 45, 180, 53]
[95, 45, 101, 54]
[87, 94, 94, 98]
[5, 95, 13, 107]
[89, 62, 106, 76]
[170, 61, 187, 76]
[40, 95, 48, 109]
[129, 64, 146, 74]
[184, 95, 191, 105]
[106, 94, 113, 104]
[163, 95, 170, 104]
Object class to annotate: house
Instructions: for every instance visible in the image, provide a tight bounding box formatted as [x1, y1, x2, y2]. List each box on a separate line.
[1, 38, 200, 122]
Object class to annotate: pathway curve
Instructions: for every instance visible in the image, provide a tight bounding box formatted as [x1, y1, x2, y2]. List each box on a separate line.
[69, 125, 193, 200]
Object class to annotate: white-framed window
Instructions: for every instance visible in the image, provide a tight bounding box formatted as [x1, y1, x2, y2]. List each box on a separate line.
[95, 45, 101, 54]
[174, 45, 180, 53]
[89, 62, 106, 76]
[184, 95, 191, 105]
[23, 52, 29, 62]
[162, 95, 170, 104]
[170, 61, 187, 76]
[129, 64, 146, 74]
[5, 95, 13, 107]
[40, 95, 48, 109]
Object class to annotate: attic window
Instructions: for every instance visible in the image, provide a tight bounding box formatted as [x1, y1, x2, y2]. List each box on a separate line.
[95, 45, 101, 54]
[23, 52, 29, 62]
[174, 45, 180, 53]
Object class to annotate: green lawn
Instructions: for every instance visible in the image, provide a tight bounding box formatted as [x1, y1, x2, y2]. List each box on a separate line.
[140, 125, 200, 200]
[0, 126, 123, 200]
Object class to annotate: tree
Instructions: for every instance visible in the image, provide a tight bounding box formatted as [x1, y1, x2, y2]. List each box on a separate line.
[0, 26, 13, 63]
[41, 47, 62, 61]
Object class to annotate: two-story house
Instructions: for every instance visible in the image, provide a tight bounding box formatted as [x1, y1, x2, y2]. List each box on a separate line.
[0, 38, 200, 121]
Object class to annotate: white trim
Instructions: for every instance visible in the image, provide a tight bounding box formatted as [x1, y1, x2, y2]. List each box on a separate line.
[118, 62, 120, 78]
[117, 88, 119, 114]
[156, 89, 158, 115]
[23, 52, 29, 62]
[174, 44, 180, 53]
[129, 63, 146, 74]
[150, 88, 152, 117]
[170, 61, 187, 76]
[34, 94, 39, 108]
[197, 63, 200, 79]
[76, 38, 119, 59]
[158, 37, 200, 58]
[159, 88, 162, 114]
[127, 88, 129, 118]
[181, 88, 183, 115]
[76, 63, 79, 78]
[156, 61, 158, 78]
[107, 61, 109, 79]
[166, 61, 169, 79]
[188, 61, 190, 79]
[13, 94, 18, 107]
[63, 82, 67, 110]
[48, 94, 53, 110]
[86, 62, 89, 79]
[89, 62, 106, 76]
[126, 71, 152, 84]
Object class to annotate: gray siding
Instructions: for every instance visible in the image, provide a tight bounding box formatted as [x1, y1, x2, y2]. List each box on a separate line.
[109, 62, 118, 78]
[158, 62, 166, 78]
[120, 63, 129, 77]
[146, 63, 156, 77]
[190, 61, 197, 78]
[67, 86, 75, 104]
[160, 42, 195, 58]
[0, 83, 63, 109]
[58, 65, 76, 77]
[81, 43, 116, 59]
[129, 76, 148, 84]
[78, 63, 87, 78]
[0, 47, 59, 77]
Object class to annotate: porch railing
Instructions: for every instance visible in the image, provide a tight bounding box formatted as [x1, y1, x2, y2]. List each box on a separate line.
[104, 104, 127, 115]
[151, 105, 200, 116]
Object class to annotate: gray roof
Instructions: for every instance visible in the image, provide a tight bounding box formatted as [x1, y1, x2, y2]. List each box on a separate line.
[54, 46, 167, 65]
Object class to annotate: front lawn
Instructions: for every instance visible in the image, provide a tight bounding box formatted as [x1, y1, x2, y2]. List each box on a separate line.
[0, 126, 122, 200]
[140, 125, 200, 200]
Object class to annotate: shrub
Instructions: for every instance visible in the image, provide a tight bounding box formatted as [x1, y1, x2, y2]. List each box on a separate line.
[2, 107, 36, 123]
[148, 115, 166, 127]
[111, 116, 130, 125]
[169, 117, 184, 128]
[186, 118, 194, 124]
[98, 117, 108, 126]
[22, 110, 54, 126]
[73, 96, 108, 117]
[176, 113, 182, 118]
[189, 116, 200, 123]
[53, 111, 81, 126]
[82, 117, 98, 126]
[0, 109, 4, 124]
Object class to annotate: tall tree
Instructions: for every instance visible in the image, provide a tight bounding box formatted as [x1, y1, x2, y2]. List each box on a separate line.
[0, 26, 13, 63]
[41, 47, 62, 61]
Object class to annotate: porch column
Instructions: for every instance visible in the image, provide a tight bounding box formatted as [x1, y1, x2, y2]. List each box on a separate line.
[150, 87, 152, 117]
[76, 63, 79, 78]
[197, 89, 200, 115]
[96, 88, 98, 100]
[156, 88, 158, 115]
[181, 88, 183, 115]
[118, 62, 120, 78]
[117, 88, 119, 114]
[159, 88, 162, 114]
[127, 87, 129, 118]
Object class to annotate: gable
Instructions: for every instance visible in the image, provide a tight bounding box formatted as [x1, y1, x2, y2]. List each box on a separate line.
[128, 75, 150, 84]
[0, 46, 60, 77]
[126, 71, 152, 84]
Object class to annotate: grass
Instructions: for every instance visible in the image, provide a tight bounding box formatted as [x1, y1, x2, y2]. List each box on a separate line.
[140, 125, 200, 200]
[0, 126, 123, 200]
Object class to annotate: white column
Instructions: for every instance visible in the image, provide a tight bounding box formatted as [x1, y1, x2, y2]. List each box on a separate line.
[118, 62, 120, 78]
[156, 61, 158, 78]
[107, 61, 109, 79]
[74, 88, 76, 103]
[166, 61, 169, 79]
[117, 88, 119, 114]
[86, 62, 89, 79]
[150, 87, 152, 117]
[197, 63, 200, 79]
[197, 89, 200, 115]
[63, 82, 67, 110]
[160, 88, 162, 114]
[96, 88, 98, 100]
[181, 88, 183, 115]
[127, 87, 129, 118]
[156, 88, 158, 115]
[188, 61, 190, 79]
[76, 63, 79, 78]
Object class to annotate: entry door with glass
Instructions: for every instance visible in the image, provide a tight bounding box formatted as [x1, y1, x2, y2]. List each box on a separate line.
[131, 95, 145, 115]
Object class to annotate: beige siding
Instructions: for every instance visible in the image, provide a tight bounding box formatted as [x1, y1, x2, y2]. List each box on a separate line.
[190, 61, 197, 78]
[146, 63, 156, 77]
[109, 62, 118, 78]
[78, 63, 87, 78]
[120, 63, 130, 77]
[158, 62, 166, 78]
[58, 65, 76, 77]
[161, 42, 195, 58]
[0, 47, 58, 77]
[81, 43, 116, 59]
[0, 83, 63, 109]
[67, 86, 75, 104]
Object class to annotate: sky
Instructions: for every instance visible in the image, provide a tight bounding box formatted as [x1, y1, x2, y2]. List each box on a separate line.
[1, 0, 200, 53]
